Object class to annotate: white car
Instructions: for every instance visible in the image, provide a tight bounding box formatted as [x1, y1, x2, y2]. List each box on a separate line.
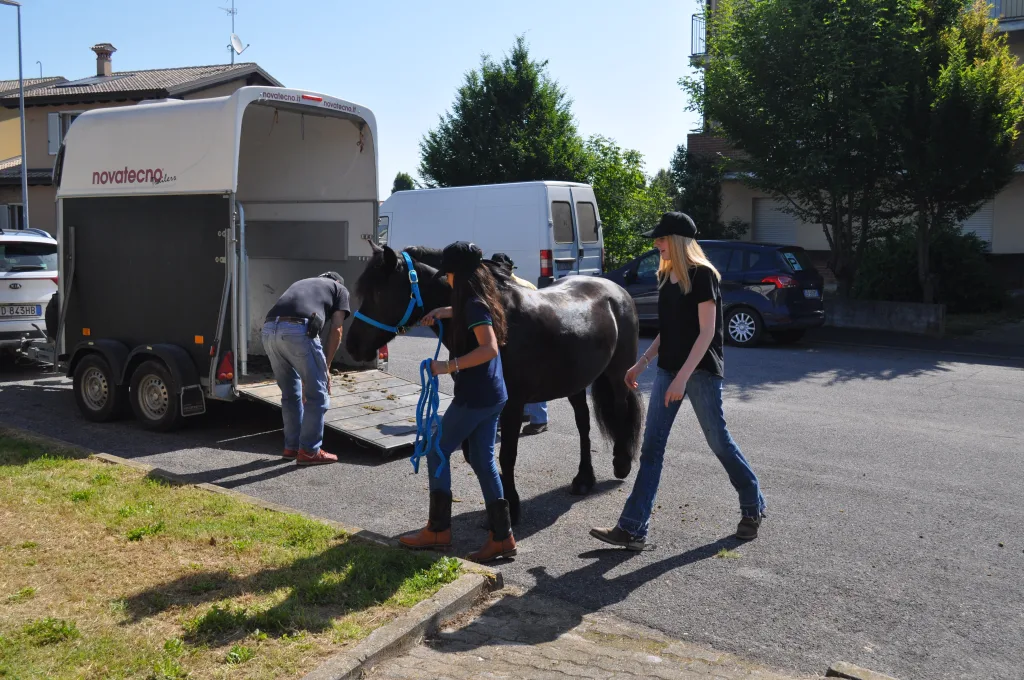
[0, 228, 58, 350]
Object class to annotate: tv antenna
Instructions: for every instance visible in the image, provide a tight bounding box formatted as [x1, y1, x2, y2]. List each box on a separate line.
[220, 0, 250, 64]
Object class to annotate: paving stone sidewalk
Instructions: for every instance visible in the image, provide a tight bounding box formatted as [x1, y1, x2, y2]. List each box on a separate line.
[365, 588, 820, 680]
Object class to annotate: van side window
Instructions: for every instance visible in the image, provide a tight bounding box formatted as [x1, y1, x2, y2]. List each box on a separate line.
[552, 201, 574, 243]
[576, 202, 599, 243]
[377, 215, 389, 246]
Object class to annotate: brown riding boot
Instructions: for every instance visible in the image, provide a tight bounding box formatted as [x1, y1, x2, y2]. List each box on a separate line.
[468, 499, 517, 563]
[399, 491, 452, 550]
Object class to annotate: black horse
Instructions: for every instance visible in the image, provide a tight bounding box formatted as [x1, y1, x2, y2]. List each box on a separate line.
[346, 244, 644, 525]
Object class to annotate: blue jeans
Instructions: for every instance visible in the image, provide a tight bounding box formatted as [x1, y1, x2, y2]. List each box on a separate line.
[262, 319, 330, 453]
[524, 402, 548, 425]
[618, 368, 765, 539]
[428, 399, 506, 504]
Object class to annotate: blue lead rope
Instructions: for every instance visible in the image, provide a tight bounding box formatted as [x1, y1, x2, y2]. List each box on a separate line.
[410, 319, 447, 477]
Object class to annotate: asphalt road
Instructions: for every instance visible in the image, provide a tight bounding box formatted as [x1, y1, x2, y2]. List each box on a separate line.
[1, 335, 1022, 680]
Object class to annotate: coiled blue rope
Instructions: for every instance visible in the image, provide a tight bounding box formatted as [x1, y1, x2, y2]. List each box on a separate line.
[410, 319, 447, 477]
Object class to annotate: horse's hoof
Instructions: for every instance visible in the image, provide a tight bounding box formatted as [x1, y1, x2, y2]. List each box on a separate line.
[570, 477, 596, 496]
[612, 463, 632, 480]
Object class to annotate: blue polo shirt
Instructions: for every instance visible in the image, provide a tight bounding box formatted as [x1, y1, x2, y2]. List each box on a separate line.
[452, 297, 507, 408]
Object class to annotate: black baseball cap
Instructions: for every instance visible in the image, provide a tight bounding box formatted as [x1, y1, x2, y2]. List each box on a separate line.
[643, 212, 698, 239]
[441, 241, 483, 275]
[490, 252, 516, 269]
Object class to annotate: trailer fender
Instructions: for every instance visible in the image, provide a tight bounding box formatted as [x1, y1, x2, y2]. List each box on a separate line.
[124, 344, 201, 392]
[67, 339, 130, 382]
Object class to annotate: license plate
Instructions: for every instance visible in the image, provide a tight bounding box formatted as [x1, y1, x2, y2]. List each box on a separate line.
[803, 289, 820, 299]
[0, 304, 41, 318]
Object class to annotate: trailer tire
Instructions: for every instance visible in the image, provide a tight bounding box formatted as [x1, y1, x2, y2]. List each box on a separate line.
[73, 354, 129, 422]
[130, 360, 184, 432]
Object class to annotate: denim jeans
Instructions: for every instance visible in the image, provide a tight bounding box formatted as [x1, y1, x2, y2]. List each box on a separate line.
[262, 319, 330, 453]
[428, 399, 506, 504]
[618, 368, 766, 539]
[524, 402, 548, 425]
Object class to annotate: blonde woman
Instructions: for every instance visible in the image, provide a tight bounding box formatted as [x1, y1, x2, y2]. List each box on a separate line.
[591, 212, 766, 550]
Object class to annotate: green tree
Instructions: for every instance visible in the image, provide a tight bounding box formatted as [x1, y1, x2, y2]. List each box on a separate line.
[892, 0, 1024, 303]
[669, 144, 748, 240]
[650, 168, 680, 209]
[682, 0, 918, 295]
[419, 36, 589, 187]
[392, 172, 416, 194]
[584, 136, 672, 269]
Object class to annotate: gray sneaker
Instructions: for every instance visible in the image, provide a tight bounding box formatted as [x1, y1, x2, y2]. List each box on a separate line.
[521, 423, 548, 436]
[589, 526, 645, 552]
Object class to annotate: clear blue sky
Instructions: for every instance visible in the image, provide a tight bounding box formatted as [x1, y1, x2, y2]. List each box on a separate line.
[1, 0, 703, 195]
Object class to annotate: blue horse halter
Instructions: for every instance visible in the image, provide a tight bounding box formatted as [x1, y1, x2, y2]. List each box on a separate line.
[353, 251, 424, 335]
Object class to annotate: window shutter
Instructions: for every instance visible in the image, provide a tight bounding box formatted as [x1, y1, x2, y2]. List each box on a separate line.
[48, 113, 60, 155]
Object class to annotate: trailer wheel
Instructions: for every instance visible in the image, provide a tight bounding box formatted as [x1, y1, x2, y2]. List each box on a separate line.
[130, 360, 184, 432]
[73, 354, 129, 422]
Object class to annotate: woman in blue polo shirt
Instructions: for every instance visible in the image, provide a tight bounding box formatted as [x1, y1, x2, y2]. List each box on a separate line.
[398, 241, 515, 563]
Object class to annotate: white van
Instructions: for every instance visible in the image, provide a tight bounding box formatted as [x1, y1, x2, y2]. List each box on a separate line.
[377, 181, 603, 287]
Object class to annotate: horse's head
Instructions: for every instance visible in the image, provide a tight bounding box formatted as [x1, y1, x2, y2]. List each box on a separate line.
[345, 243, 447, 362]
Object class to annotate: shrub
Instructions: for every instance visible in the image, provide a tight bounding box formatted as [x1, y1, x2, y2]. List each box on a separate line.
[853, 224, 1005, 313]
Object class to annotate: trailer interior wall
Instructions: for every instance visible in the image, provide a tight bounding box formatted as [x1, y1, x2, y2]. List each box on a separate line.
[236, 103, 377, 365]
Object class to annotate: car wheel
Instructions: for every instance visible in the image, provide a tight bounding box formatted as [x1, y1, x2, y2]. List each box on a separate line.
[130, 360, 184, 432]
[772, 330, 805, 344]
[725, 307, 763, 347]
[73, 354, 129, 422]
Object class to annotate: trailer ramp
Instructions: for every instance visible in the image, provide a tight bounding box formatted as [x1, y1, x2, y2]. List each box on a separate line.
[239, 370, 452, 453]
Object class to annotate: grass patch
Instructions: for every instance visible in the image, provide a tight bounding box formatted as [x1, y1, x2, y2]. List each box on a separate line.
[715, 548, 742, 560]
[6, 587, 36, 603]
[0, 432, 460, 679]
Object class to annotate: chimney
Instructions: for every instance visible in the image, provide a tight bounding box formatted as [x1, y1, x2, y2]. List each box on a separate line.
[91, 43, 117, 77]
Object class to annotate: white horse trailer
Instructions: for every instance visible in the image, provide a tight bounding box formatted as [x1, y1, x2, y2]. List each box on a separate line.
[52, 86, 449, 452]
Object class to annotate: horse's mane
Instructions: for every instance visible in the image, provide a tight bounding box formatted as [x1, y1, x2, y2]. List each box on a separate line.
[354, 245, 514, 302]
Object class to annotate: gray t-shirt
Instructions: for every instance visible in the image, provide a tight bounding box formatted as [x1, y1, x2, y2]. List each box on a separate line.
[266, 277, 351, 324]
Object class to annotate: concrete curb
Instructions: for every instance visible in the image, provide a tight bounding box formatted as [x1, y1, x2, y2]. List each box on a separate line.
[0, 425, 504, 679]
[826, 661, 899, 680]
[301, 571, 490, 680]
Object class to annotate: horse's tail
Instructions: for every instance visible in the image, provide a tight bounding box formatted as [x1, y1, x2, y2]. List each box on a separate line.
[591, 373, 644, 461]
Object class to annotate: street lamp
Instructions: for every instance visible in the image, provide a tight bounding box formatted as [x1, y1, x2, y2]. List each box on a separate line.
[0, 0, 29, 230]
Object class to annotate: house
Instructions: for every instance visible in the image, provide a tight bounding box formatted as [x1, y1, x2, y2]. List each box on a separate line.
[688, 1, 1024, 288]
[0, 43, 281, 234]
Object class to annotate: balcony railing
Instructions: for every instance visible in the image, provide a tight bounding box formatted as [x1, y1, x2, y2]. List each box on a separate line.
[691, 13, 706, 58]
[992, 0, 1024, 21]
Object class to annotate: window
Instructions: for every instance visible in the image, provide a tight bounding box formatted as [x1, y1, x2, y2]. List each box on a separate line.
[704, 247, 732, 273]
[576, 202, 599, 243]
[0, 204, 25, 230]
[747, 249, 772, 271]
[48, 111, 82, 155]
[776, 249, 813, 273]
[377, 215, 389, 246]
[636, 252, 660, 280]
[0, 241, 58, 273]
[552, 201, 574, 243]
[727, 249, 744, 272]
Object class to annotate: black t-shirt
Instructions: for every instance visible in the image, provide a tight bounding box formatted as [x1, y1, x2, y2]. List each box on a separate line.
[657, 265, 724, 377]
[452, 297, 507, 408]
[266, 277, 351, 324]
